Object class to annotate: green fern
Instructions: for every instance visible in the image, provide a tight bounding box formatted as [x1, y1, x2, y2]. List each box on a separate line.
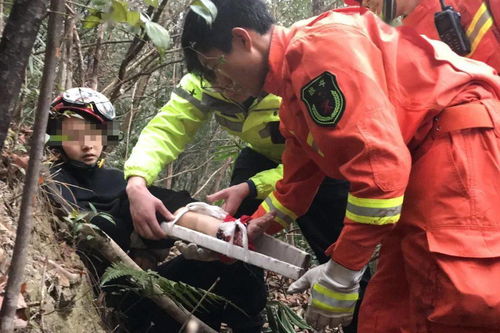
[265, 301, 312, 333]
[101, 262, 244, 315]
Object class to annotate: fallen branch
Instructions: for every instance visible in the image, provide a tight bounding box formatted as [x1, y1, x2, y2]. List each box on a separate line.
[78, 224, 217, 333]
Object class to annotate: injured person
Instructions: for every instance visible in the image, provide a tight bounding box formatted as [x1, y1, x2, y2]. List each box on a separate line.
[44, 87, 271, 333]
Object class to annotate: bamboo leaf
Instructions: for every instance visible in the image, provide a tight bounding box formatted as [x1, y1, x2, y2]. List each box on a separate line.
[282, 303, 312, 330]
[88, 202, 98, 214]
[94, 212, 116, 225]
[266, 305, 279, 332]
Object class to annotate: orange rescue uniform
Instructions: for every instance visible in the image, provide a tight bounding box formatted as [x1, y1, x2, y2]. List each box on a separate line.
[254, 7, 500, 332]
[403, 0, 500, 72]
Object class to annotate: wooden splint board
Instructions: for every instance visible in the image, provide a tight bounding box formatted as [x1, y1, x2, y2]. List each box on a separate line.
[161, 223, 310, 280]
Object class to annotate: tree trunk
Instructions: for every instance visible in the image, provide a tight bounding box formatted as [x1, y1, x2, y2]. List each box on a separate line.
[86, 23, 104, 90]
[0, 0, 64, 331]
[0, 1, 4, 34]
[57, 5, 75, 90]
[0, 0, 48, 151]
[312, 0, 323, 15]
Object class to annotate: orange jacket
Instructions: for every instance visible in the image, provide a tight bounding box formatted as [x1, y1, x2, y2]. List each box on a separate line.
[254, 7, 500, 270]
[404, 0, 500, 72]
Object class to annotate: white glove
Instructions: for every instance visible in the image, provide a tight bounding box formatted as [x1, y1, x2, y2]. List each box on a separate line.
[174, 241, 219, 262]
[287, 260, 366, 331]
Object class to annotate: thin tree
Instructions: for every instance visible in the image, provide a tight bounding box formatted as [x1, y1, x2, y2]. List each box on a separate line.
[0, 0, 48, 151]
[0, 0, 64, 331]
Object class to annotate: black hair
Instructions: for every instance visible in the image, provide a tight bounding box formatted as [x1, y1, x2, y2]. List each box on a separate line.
[181, 0, 275, 77]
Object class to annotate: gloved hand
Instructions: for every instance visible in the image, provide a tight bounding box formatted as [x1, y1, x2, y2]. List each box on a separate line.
[287, 260, 366, 331]
[174, 241, 219, 261]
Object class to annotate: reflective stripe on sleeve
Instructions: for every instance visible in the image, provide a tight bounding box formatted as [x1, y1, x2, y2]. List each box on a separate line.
[214, 114, 244, 132]
[466, 2, 494, 56]
[202, 93, 246, 114]
[261, 192, 297, 228]
[173, 87, 210, 113]
[311, 283, 357, 313]
[306, 132, 325, 157]
[346, 193, 403, 225]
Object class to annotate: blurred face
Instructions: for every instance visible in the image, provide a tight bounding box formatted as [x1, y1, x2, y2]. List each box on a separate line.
[197, 28, 271, 100]
[61, 117, 104, 165]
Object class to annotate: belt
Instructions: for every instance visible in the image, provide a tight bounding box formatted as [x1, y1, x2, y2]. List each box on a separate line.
[434, 99, 498, 135]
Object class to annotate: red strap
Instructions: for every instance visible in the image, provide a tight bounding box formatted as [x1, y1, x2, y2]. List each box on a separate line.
[217, 214, 255, 263]
[435, 101, 495, 135]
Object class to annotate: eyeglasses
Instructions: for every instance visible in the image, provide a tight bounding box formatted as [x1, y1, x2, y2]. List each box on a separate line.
[199, 75, 239, 95]
[62, 87, 115, 121]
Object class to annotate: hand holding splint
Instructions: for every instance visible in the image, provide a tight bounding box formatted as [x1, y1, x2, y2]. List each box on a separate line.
[287, 260, 366, 331]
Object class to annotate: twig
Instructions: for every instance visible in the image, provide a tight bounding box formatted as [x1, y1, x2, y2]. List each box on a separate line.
[39, 257, 49, 332]
[178, 277, 221, 333]
[156, 156, 215, 183]
[124, 82, 138, 160]
[193, 159, 232, 198]
[47, 259, 80, 284]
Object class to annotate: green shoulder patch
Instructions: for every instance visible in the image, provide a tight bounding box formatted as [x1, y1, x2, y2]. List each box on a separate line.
[301, 71, 346, 127]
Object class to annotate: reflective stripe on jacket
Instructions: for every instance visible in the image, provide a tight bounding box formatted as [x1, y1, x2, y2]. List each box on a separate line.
[403, 0, 500, 72]
[255, 8, 500, 269]
[124, 73, 284, 198]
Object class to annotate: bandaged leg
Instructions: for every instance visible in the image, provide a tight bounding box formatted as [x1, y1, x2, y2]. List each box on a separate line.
[163, 202, 273, 261]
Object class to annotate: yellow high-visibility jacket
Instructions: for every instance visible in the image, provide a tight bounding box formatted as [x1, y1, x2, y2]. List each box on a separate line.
[124, 73, 285, 199]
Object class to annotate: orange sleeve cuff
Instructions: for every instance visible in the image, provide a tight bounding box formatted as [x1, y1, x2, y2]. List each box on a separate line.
[251, 205, 284, 235]
[325, 221, 395, 271]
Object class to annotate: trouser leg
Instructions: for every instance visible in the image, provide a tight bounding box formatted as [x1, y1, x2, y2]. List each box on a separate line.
[157, 256, 267, 332]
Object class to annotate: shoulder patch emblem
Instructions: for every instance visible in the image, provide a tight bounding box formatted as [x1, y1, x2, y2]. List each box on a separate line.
[301, 71, 345, 127]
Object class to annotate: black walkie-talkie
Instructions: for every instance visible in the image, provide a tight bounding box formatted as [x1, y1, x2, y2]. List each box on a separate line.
[434, 0, 471, 55]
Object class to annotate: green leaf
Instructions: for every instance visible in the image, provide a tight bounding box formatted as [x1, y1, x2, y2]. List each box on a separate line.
[111, 0, 128, 22]
[145, 0, 159, 7]
[126, 11, 141, 26]
[95, 213, 116, 225]
[88, 202, 98, 214]
[144, 21, 171, 50]
[282, 303, 312, 329]
[91, 0, 109, 9]
[266, 305, 279, 332]
[190, 0, 218, 26]
[277, 305, 296, 332]
[75, 211, 90, 221]
[83, 15, 102, 29]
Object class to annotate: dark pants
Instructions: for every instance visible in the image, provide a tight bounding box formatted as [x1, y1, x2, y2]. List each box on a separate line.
[102, 258, 267, 333]
[88, 185, 266, 332]
[231, 147, 368, 333]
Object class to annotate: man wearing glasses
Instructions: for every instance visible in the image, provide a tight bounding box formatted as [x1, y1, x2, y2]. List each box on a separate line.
[124, 69, 357, 330]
